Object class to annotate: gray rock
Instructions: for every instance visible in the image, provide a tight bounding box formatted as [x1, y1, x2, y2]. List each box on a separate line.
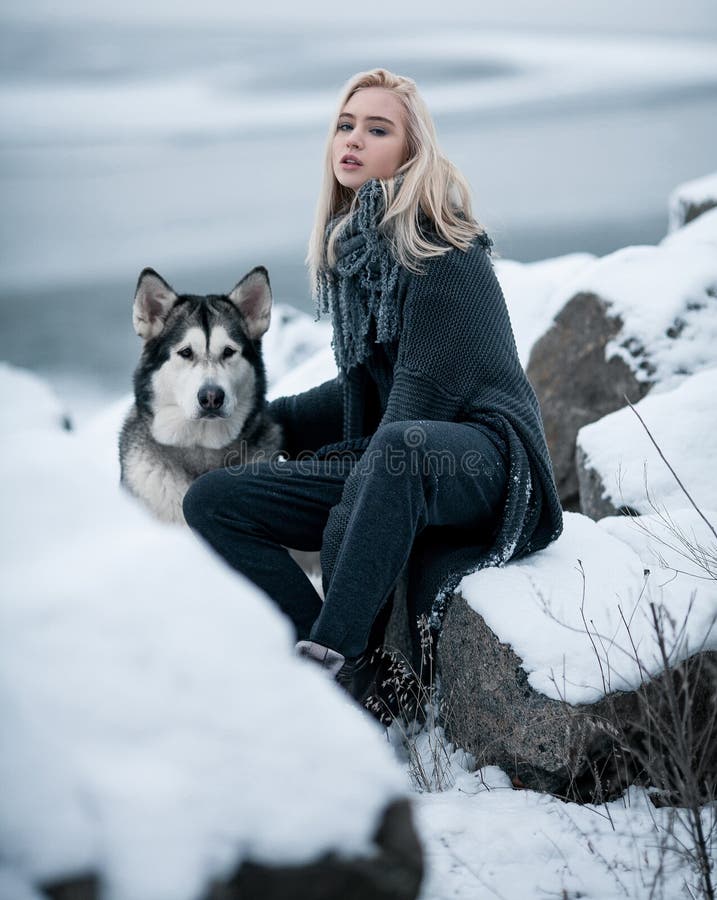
[526, 292, 651, 509]
[43, 878, 96, 900]
[437, 591, 600, 793]
[575, 443, 638, 520]
[437, 591, 717, 799]
[41, 799, 423, 900]
[683, 199, 717, 226]
[671, 196, 717, 230]
[210, 799, 423, 900]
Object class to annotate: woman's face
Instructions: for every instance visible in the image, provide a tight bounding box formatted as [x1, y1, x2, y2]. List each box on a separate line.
[332, 87, 408, 192]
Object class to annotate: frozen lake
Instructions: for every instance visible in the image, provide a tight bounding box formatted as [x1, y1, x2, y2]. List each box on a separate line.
[1, 12, 716, 412]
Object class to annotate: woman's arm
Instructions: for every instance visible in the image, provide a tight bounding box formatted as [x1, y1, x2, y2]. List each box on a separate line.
[266, 375, 345, 458]
[378, 239, 527, 427]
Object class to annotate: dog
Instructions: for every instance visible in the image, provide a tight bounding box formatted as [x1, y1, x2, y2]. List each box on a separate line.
[119, 266, 283, 524]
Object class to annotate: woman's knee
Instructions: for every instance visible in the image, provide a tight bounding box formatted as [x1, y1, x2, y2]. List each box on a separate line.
[371, 419, 439, 468]
[183, 466, 282, 535]
[369, 420, 431, 458]
[364, 421, 438, 495]
[182, 469, 228, 529]
[372, 420, 417, 443]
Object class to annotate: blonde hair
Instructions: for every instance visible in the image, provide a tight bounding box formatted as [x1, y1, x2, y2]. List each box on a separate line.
[306, 68, 489, 290]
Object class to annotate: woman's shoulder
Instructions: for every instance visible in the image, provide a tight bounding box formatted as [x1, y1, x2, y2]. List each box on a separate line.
[415, 207, 492, 254]
[414, 229, 495, 283]
[399, 229, 500, 317]
[417, 205, 492, 245]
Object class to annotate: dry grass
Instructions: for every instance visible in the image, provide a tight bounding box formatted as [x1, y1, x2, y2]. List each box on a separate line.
[364, 615, 459, 793]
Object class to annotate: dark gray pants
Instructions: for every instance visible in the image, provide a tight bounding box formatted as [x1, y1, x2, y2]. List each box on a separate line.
[182, 420, 508, 658]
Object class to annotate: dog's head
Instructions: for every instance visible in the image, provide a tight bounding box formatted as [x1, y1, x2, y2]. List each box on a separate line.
[131, 267, 272, 450]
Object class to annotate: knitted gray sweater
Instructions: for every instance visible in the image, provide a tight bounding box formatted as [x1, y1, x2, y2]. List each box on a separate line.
[267, 179, 563, 655]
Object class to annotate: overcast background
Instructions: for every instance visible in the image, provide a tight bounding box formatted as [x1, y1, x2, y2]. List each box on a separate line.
[1, 0, 715, 412]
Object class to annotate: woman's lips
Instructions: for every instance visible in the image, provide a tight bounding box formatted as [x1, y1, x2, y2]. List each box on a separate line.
[340, 161, 362, 169]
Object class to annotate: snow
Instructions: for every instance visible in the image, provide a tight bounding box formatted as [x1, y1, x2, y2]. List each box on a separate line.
[0, 360, 72, 433]
[547, 204, 717, 388]
[668, 170, 717, 232]
[661, 200, 717, 252]
[414, 768, 711, 900]
[0, 365, 406, 900]
[267, 346, 337, 401]
[262, 302, 333, 392]
[458, 509, 717, 704]
[1, 351, 714, 900]
[390, 731, 713, 899]
[577, 365, 717, 515]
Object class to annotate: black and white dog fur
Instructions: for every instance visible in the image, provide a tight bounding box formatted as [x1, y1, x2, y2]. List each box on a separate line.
[119, 266, 283, 524]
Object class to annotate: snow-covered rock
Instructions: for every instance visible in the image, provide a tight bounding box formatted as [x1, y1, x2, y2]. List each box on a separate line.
[527, 287, 652, 507]
[576, 366, 717, 518]
[663, 199, 717, 252]
[0, 360, 72, 434]
[437, 509, 717, 792]
[493, 252, 596, 367]
[0, 364, 421, 900]
[668, 170, 717, 233]
[526, 202, 717, 506]
[460, 510, 716, 702]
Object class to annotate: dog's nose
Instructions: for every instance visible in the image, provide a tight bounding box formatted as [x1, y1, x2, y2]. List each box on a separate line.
[198, 384, 225, 411]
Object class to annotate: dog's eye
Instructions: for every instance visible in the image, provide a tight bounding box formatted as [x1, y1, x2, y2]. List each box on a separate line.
[177, 347, 193, 360]
[222, 347, 236, 360]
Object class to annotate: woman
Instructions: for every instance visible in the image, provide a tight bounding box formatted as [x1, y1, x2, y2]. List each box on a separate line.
[183, 68, 563, 708]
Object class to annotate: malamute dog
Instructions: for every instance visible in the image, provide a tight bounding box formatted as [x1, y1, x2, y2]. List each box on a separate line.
[119, 266, 283, 524]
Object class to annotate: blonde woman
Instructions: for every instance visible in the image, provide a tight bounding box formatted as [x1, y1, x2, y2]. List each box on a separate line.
[183, 69, 563, 714]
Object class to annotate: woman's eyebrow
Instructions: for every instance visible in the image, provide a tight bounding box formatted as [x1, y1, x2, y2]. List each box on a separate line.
[338, 112, 396, 126]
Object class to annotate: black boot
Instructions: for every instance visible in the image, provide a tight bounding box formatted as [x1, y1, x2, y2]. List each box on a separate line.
[295, 640, 380, 704]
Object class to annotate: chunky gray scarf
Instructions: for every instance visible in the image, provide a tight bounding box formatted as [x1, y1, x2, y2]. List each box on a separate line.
[313, 177, 493, 373]
[313, 177, 406, 372]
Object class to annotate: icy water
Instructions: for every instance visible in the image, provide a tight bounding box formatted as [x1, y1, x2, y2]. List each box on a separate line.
[1, 13, 716, 413]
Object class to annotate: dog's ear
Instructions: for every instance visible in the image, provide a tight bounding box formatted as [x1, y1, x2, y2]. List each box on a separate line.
[228, 266, 272, 340]
[132, 268, 179, 340]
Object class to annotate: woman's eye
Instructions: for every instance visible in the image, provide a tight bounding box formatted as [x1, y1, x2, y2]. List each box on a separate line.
[178, 347, 193, 360]
[370, 128, 387, 136]
[222, 347, 236, 360]
[337, 122, 352, 132]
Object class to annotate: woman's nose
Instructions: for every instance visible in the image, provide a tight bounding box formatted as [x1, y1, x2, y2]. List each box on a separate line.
[346, 130, 362, 149]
